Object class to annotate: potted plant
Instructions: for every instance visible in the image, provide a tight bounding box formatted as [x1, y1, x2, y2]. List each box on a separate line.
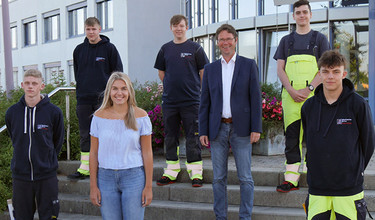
[253, 82, 285, 155]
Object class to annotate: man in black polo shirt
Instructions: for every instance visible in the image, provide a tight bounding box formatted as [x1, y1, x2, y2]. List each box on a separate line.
[154, 14, 209, 187]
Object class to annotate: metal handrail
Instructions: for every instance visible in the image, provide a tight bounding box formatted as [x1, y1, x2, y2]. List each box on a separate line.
[0, 87, 76, 160]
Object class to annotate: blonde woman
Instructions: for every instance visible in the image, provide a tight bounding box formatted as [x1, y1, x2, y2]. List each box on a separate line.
[89, 72, 153, 219]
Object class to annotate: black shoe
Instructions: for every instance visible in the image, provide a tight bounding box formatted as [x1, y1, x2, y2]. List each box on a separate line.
[67, 171, 89, 180]
[156, 176, 176, 186]
[276, 181, 299, 193]
[192, 178, 203, 187]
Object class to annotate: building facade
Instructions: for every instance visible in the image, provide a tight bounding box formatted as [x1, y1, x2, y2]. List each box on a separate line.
[0, 0, 370, 100]
[186, 0, 370, 98]
[0, 0, 182, 90]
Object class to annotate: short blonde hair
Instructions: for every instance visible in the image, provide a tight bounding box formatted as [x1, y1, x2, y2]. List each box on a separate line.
[24, 69, 43, 81]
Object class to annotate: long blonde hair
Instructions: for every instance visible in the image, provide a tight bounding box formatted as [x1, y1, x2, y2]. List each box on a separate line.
[97, 72, 138, 130]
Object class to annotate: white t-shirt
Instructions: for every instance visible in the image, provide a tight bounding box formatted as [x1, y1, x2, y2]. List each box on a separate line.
[90, 115, 152, 170]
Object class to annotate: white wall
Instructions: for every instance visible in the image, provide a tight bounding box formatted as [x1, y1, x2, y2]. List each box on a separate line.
[0, 0, 181, 90]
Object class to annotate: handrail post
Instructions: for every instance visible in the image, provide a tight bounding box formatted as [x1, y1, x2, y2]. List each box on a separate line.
[65, 91, 71, 161]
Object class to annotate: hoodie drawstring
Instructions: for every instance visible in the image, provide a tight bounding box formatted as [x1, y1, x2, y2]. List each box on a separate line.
[24, 106, 37, 133]
[24, 106, 27, 134]
[32, 106, 36, 132]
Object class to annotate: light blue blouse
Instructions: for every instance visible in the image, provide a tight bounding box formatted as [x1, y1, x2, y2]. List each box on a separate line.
[90, 115, 152, 170]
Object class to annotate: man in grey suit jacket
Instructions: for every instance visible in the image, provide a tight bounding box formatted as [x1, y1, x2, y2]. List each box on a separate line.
[199, 24, 262, 220]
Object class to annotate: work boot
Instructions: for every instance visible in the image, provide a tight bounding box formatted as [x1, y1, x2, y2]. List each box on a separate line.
[156, 176, 176, 186]
[192, 178, 203, 187]
[67, 171, 89, 180]
[276, 181, 299, 193]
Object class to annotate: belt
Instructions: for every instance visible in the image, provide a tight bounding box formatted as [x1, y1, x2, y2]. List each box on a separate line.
[221, 118, 233, 123]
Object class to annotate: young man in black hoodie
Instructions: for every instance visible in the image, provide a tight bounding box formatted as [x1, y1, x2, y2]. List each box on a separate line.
[301, 50, 375, 219]
[69, 17, 123, 179]
[5, 69, 64, 220]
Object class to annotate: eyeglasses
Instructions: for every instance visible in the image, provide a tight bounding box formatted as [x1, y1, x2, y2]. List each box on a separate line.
[218, 38, 235, 43]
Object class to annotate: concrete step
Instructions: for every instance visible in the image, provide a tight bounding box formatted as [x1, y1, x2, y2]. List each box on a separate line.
[58, 160, 375, 190]
[59, 193, 101, 216]
[57, 177, 375, 212]
[146, 200, 306, 220]
[0, 212, 102, 220]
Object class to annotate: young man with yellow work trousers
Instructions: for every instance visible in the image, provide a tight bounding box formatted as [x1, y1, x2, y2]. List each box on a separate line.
[274, 0, 329, 192]
[301, 50, 374, 220]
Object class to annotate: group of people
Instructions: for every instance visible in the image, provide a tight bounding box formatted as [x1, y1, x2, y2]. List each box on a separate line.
[4, 0, 375, 220]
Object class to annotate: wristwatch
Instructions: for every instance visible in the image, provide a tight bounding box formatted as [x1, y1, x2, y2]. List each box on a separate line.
[307, 84, 314, 91]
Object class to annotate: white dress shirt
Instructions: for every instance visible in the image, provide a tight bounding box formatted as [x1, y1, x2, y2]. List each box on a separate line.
[221, 53, 236, 118]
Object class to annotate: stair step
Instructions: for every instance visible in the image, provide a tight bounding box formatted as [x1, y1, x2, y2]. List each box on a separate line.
[59, 160, 375, 190]
[59, 193, 101, 216]
[0, 212, 101, 220]
[58, 177, 375, 211]
[146, 200, 306, 220]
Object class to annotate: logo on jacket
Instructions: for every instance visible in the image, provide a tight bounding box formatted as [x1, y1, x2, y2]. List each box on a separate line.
[37, 124, 49, 130]
[96, 57, 105, 62]
[337, 118, 352, 125]
[181, 53, 192, 58]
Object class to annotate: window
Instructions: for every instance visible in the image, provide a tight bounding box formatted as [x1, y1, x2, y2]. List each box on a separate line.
[68, 2, 87, 37]
[264, 0, 289, 15]
[333, 20, 369, 97]
[68, 60, 75, 85]
[309, 1, 329, 10]
[44, 62, 61, 85]
[263, 29, 289, 84]
[236, 0, 256, 19]
[13, 67, 18, 88]
[11, 24, 17, 49]
[334, 0, 368, 7]
[238, 30, 257, 61]
[191, 0, 199, 28]
[23, 17, 37, 46]
[97, 0, 113, 30]
[195, 36, 210, 60]
[43, 10, 60, 42]
[218, 0, 230, 22]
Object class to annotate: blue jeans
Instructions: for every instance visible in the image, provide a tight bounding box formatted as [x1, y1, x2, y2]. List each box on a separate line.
[98, 166, 145, 220]
[210, 123, 254, 220]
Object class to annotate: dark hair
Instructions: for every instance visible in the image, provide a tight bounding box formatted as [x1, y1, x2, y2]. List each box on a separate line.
[85, 17, 101, 27]
[318, 50, 347, 70]
[293, 0, 311, 12]
[215, 24, 238, 40]
[170, 15, 188, 26]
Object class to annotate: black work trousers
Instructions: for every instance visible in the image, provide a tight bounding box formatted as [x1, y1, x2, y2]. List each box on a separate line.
[13, 176, 59, 220]
[76, 104, 100, 152]
[162, 104, 202, 163]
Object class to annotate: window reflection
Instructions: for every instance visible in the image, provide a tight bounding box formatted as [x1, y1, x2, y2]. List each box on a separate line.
[264, 29, 288, 84]
[237, 0, 256, 18]
[218, 0, 230, 22]
[334, 0, 368, 7]
[310, 23, 329, 38]
[238, 30, 257, 61]
[333, 20, 369, 97]
[264, 0, 289, 15]
[309, 1, 329, 10]
[195, 36, 210, 61]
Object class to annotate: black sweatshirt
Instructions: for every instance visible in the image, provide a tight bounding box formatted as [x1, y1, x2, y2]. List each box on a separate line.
[73, 35, 123, 105]
[5, 95, 64, 181]
[301, 78, 375, 196]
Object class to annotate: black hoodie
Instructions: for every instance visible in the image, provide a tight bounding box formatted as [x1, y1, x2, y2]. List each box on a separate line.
[73, 35, 123, 105]
[301, 78, 375, 196]
[5, 95, 64, 181]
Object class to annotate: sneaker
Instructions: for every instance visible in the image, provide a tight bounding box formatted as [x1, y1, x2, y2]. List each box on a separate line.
[192, 178, 203, 187]
[67, 171, 89, 180]
[276, 181, 299, 193]
[156, 176, 176, 186]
